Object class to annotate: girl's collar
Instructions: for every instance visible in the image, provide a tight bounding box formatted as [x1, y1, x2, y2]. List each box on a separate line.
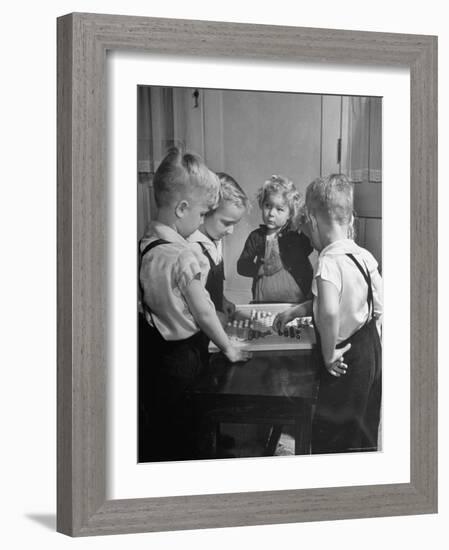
[260, 221, 292, 236]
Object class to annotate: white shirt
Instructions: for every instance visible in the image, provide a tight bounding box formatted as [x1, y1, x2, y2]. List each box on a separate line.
[139, 221, 213, 341]
[312, 239, 383, 343]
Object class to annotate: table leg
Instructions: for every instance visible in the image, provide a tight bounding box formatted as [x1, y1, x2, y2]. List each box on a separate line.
[294, 404, 312, 455]
[264, 425, 283, 456]
[192, 410, 218, 459]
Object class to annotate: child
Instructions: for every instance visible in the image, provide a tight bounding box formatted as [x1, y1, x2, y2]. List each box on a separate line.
[274, 174, 383, 454]
[237, 175, 313, 303]
[138, 148, 250, 462]
[188, 172, 249, 319]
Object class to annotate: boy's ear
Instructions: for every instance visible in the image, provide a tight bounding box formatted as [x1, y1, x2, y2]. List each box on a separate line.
[175, 199, 189, 219]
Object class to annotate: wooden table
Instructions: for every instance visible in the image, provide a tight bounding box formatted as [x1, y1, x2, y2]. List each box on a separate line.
[191, 309, 319, 458]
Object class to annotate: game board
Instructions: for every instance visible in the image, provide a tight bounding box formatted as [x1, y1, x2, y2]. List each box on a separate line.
[209, 303, 316, 352]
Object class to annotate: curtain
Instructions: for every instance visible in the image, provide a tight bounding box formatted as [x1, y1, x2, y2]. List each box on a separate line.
[137, 87, 179, 239]
[342, 96, 382, 183]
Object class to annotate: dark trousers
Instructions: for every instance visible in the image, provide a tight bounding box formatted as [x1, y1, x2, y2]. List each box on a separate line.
[312, 318, 382, 454]
[138, 314, 209, 462]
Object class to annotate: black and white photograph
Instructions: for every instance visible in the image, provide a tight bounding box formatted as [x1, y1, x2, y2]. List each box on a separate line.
[137, 86, 383, 463]
[4, 0, 442, 545]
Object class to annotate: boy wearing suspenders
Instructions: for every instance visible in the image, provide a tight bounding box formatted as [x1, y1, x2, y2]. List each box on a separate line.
[274, 174, 383, 454]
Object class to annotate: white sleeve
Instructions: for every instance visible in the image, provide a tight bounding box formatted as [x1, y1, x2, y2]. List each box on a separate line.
[312, 256, 342, 295]
[362, 251, 383, 318]
[370, 269, 383, 318]
[174, 249, 203, 294]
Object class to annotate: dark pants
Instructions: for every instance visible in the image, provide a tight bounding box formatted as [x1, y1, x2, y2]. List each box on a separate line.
[138, 314, 209, 462]
[312, 318, 382, 454]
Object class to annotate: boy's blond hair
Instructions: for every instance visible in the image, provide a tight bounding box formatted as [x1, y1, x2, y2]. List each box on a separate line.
[211, 172, 249, 212]
[153, 148, 219, 209]
[256, 175, 303, 229]
[305, 173, 354, 226]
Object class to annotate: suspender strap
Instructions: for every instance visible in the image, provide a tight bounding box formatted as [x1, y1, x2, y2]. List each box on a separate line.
[346, 253, 374, 320]
[198, 241, 225, 279]
[140, 238, 170, 260]
[139, 238, 170, 322]
[198, 241, 215, 268]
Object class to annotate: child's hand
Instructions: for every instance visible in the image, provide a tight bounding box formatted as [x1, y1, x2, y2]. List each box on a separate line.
[273, 308, 296, 332]
[257, 259, 265, 277]
[224, 345, 252, 363]
[324, 343, 351, 377]
[222, 296, 236, 319]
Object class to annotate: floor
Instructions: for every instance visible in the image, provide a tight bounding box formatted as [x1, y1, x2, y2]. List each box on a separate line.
[217, 424, 295, 458]
[215, 416, 382, 459]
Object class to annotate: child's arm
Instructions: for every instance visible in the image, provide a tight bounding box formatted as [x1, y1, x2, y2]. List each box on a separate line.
[222, 295, 236, 319]
[184, 277, 251, 363]
[370, 269, 383, 320]
[370, 268, 383, 339]
[237, 232, 260, 278]
[316, 277, 351, 376]
[273, 300, 312, 332]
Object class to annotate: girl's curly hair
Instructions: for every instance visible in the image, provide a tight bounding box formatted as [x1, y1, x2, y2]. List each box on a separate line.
[256, 175, 304, 230]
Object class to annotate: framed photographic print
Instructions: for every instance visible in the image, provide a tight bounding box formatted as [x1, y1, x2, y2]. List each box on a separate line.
[57, 12, 437, 536]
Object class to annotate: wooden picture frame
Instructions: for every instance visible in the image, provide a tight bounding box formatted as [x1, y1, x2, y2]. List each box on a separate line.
[57, 12, 437, 536]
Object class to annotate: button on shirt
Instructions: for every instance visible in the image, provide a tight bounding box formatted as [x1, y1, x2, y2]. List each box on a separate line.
[139, 222, 213, 341]
[312, 239, 383, 343]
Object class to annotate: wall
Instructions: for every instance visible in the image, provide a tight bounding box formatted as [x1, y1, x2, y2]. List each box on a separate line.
[221, 91, 319, 301]
[1, 2, 446, 550]
[342, 96, 383, 270]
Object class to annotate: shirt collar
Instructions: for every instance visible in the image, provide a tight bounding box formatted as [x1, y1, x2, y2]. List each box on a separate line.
[188, 229, 214, 245]
[259, 222, 293, 237]
[142, 221, 187, 244]
[320, 238, 359, 256]
[188, 229, 222, 258]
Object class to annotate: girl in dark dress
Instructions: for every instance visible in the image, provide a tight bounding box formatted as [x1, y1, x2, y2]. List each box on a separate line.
[237, 175, 313, 303]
